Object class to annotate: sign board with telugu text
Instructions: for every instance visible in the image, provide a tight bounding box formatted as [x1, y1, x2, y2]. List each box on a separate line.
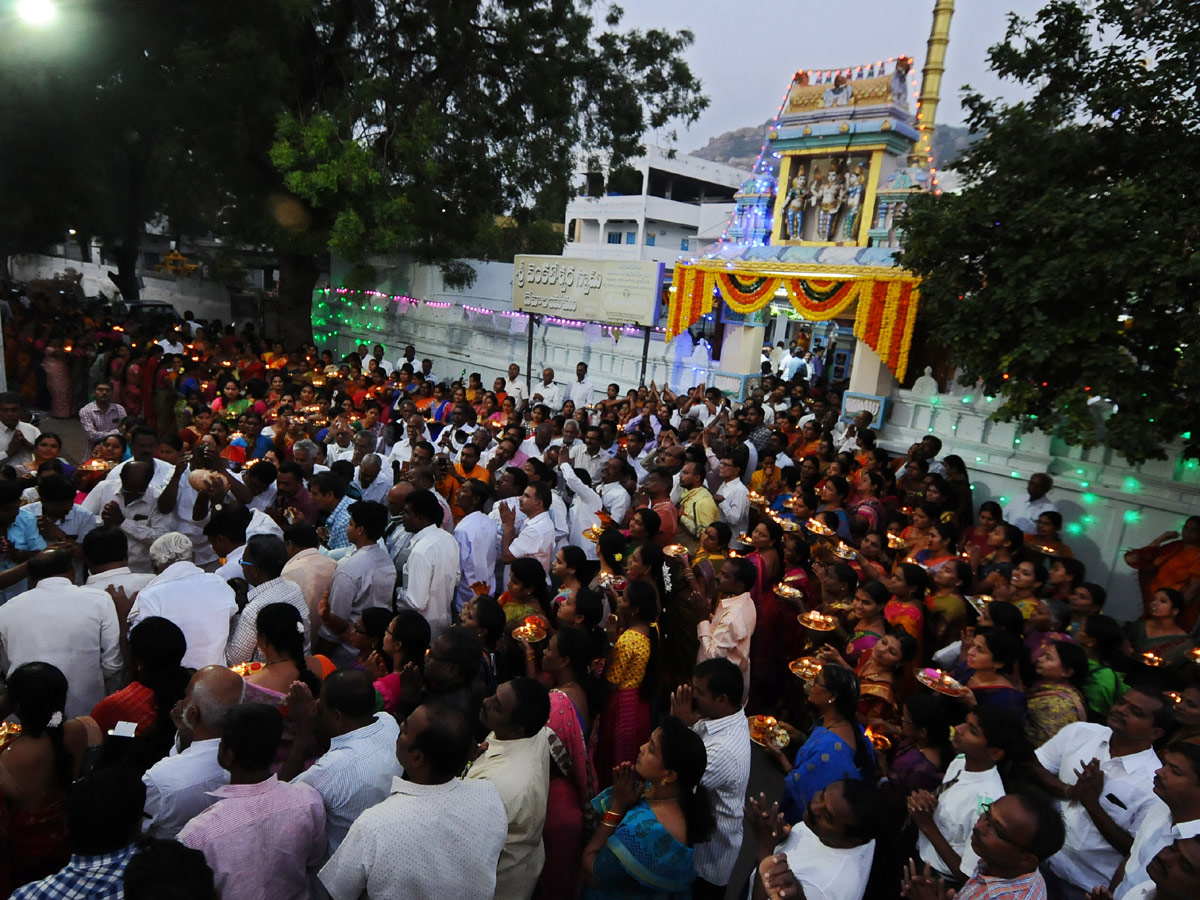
[511, 255, 663, 326]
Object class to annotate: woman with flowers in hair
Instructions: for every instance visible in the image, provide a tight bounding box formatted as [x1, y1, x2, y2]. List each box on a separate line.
[0, 662, 105, 894]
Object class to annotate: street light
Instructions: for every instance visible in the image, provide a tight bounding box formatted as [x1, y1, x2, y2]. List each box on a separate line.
[15, 0, 58, 26]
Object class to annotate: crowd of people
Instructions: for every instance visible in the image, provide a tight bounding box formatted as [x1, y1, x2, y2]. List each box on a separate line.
[0, 293, 1199, 900]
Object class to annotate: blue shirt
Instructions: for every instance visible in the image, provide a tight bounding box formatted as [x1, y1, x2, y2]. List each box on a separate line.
[1, 508, 47, 602]
[12, 845, 136, 900]
[322, 495, 353, 551]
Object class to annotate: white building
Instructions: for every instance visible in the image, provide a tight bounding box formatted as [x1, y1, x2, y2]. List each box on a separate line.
[563, 147, 748, 266]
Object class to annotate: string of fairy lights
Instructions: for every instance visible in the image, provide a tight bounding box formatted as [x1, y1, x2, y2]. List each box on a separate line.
[312, 287, 667, 347]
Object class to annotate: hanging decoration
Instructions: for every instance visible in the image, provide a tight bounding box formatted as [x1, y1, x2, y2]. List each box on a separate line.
[667, 262, 920, 381]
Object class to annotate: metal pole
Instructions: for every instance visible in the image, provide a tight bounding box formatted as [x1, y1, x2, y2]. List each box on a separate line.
[526, 313, 535, 396]
[639, 326, 651, 387]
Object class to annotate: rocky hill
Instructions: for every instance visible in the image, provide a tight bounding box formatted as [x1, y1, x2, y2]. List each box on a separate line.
[690, 121, 976, 174]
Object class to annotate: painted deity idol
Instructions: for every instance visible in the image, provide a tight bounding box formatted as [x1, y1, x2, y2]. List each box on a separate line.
[890, 57, 912, 107]
[784, 167, 807, 240]
[840, 165, 866, 240]
[812, 165, 844, 241]
[822, 73, 853, 108]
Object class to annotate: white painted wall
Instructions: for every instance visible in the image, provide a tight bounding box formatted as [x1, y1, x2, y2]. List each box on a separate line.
[884, 389, 1200, 622]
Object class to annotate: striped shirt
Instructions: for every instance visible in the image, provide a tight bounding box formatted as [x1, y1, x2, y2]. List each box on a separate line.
[956, 869, 1048, 900]
[692, 711, 752, 885]
[322, 495, 353, 550]
[225, 577, 310, 666]
[293, 714, 403, 858]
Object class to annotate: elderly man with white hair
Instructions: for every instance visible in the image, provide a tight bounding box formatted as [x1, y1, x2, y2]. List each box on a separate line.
[127, 532, 239, 669]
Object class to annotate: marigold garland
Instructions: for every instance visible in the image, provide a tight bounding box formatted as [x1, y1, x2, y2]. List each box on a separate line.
[667, 262, 920, 381]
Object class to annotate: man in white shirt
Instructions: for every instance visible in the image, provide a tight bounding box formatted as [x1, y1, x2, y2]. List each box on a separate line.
[569, 426, 607, 485]
[142, 665, 245, 839]
[351, 453, 391, 505]
[503, 363, 526, 407]
[454, 479, 497, 612]
[24, 473, 97, 579]
[92, 427, 175, 501]
[281, 523, 337, 641]
[396, 490, 459, 641]
[205, 506, 250, 583]
[318, 502, 396, 665]
[324, 422, 356, 464]
[95, 461, 163, 572]
[1032, 687, 1169, 898]
[319, 702, 507, 900]
[529, 368, 562, 412]
[499, 482, 555, 583]
[285, 669, 403, 861]
[712, 454, 750, 539]
[468, 677, 551, 900]
[82, 525, 155, 597]
[0, 391, 39, 470]
[128, 532, 239, 669]
[750, 779, 880, 900]
[519, 422, 559, 463]
[0, 548, 123, 719]
[670, 659, 752, 897]
[561, 361, 595, 411]
[1113, 742, 1200, 900]
[1003, 472, 1058, 535]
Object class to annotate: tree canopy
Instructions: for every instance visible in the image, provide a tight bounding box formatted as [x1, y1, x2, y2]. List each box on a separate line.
[900, 0, 1200, 464]
[1, 1, 708, 345]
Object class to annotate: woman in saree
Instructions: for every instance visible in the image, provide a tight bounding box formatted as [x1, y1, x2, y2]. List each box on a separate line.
[594, 580, 659, 789]
[41, 337, 72, 419]
[240, 604, 330, 750]
[962, 501, 1002, 555]
[582, 718, 713, 899]
[1125, 588, 1194, 666]
[535, 628, 598, 900]
[744, 518, 785, 711]
[914, 521, 960, 577]
[897, 502, 938, 562]
[959, 629, 1028, 724]
[884, 562, 927, 649]
[775, 532, 815, 661]
[767, 664, 876, 825]
[820, 629, 918, 737]
[670, 524, 730, 687]
[835, 580, 889, 668]
[361, 610, 431, 715]
[123, 349, 146, 417]
[1025, 639, 1088, 746]
[1126, 517, 1200, 624]
[849, 470, 886, 537]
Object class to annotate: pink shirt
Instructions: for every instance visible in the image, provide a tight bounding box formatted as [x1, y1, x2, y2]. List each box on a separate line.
[179, 775, 326, 900]
[697, 590, 756, 695]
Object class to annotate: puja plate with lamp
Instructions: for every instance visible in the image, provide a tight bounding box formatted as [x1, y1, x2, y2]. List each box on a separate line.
[736, 533, 754, 546]
[788, 657, 822, 681]
[833, 541, 856, 560]
[916, 667, 969, 697]
[797, 611, 836, 632]
[748, 715, 790, 749]
[775, 583, 804, 602]
[582, 526, 602, 542]
[806, 518, 834, 537]
[663, 544, 688, 559]
[865, 727, 892, 753]
[512, 617, 548, 643]
[1141, 652, 1166, 668]
[886, 533, 908, 550]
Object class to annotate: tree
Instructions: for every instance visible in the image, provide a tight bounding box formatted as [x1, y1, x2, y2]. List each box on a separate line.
[900, 0, 1200, 463]
[262, 0, 708, 345]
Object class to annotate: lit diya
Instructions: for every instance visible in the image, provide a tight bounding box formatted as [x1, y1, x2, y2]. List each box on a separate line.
[748, 491, 766, 507]
[775, 583, 805, 601]
[231, 661, 264, 678]
[1142, 652, 1166, 668]
[865, 727, 892, 752]
[788, 657, 823, 681]
[797, 611, 836, 632]
[778, 518, 801, 533]
[1167, 691, 1183, 706]
[663, 544, 688, 559]
[916, 667, 969, 697]
[736, 533, 754, 545]
[78, 458, 114, 472]
[886, 532, 908, 550]
[748, 715, 790, 749]
[1190, 647, 1200, 665]
[833, 541, 856, 560]
[0, 721, 22, 751]
[512, 616, 548, 643]
[806, 518, 835, 537]
[582, 525, 602, 542]
[1035, 544, 1062, 557]
[596, 572, 627, 591]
